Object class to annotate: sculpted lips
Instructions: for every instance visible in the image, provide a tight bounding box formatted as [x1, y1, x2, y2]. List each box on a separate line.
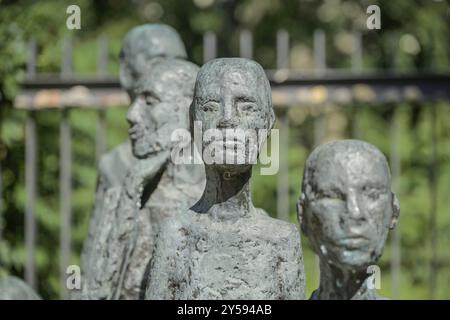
[222, 139, 245, 148]
[336, 227, 371, 249]
[128, 125, 144, 140]
[205, 133, 247, 148]
[337, 234, 370, 249]
[207, 139, 247, 154]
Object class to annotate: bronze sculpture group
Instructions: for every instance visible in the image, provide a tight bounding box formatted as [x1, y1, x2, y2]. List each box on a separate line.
[0, 23, 400, 300]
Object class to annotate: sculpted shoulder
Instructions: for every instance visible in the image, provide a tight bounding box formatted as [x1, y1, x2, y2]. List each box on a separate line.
[251, 209, 301, 244]
[0, 276, 41, 300]
[98, 141, 135, 188]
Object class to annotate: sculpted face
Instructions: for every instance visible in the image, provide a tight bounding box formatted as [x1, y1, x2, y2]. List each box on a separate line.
[119, 24, 187, 100]
[298, 140, 399, 271]
[127, 59, 198, 158]
[191, 58, 274, 170]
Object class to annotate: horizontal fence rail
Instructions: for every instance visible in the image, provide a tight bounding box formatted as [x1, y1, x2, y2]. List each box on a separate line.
[14, 72, 450, 110]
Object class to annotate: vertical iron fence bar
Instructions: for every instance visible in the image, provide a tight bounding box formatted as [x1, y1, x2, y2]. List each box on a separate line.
[389, 106, 401, 299]
[60, 37, 73, 299]
[350, 31, 362, 138]
[25, 112, 37, 289]
[312, 29, 327, 283]
[351, 31, 363, 73]
[60, 109, 72, 299]
[239, 29, 253, 60]
[25, 38, 37, 290]
[0, 101, 3, 241]
[203, 32, 217, 63]
[96, 35, 108, 164]
[276, 30, 289, 70]
[429, 32, 439, 300]
[275, 29, 290, 222]
[388, 33, 401, 299]
[26, 39, 37, 79]
[0, 151, 2, 242]
[430, 104, 438, 299]
[313, 29, 326, 147]
[313, 29, 326, 75]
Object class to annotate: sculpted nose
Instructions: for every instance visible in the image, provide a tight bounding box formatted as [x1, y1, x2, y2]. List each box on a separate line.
[217, 117, 238, 129]
[217, 99, 238, 128]
[126, 99, 140, 125]
[347, 189, 364, 220]
[223, 98, 233, 119]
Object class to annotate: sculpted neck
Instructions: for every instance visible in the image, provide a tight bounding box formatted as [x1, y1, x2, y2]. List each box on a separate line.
[315, 260, 378, 300]
[192, 165, 254, 221]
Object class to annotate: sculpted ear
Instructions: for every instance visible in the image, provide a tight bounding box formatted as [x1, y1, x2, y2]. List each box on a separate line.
[269, 109, 276, 130]
[390, 192, 400, 230]
[297, 193, 308, 236]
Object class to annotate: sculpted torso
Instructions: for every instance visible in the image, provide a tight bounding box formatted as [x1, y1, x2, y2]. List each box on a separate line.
[120, 162, 204, 299]
[146, 209, 304, 300]
[82, 160, 202, 300]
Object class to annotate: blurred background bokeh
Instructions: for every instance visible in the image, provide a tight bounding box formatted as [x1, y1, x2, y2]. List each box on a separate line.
[0, 0, 449, 299]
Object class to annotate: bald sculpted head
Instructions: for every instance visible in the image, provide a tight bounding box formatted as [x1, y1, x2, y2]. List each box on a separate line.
[119, 23, 187, 99]
[298, 140, 400, 271]
[190, 58, 275, 170]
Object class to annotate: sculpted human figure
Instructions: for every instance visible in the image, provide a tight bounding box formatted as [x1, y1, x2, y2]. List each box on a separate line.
[79, 24, 188, 286]
[79, 58, 203, 300]
[297, 140, 400, 300]
[0, 276, 41, 300]
[76, 24, 201, 299]
[119, 23, 187, 100]
[145, 58, 306, 300]
[93, 23, 187, 198]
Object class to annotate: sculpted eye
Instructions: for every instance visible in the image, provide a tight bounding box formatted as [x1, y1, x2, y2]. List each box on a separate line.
[315, 188, 345, 201]
[200, 101, 220, 113]
[238, 102, 258, 113]
[362, 187, 382, 200]
[326, 189, 345, 200]
[144, 93, 160, 106]
[236, 96, 258, 114]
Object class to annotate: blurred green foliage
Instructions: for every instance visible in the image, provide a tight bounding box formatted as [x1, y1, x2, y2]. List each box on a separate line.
[0, 0, 449, 299]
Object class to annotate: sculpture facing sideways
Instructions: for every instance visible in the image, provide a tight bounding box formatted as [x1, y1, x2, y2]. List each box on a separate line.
[80, 58, 203, 300]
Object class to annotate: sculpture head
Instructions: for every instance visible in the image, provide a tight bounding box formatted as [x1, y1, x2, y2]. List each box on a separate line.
[119, 24, 187, 99]
[297, 140, 400, 271]
[127, 59, 199, 158]
[190, 58, 275, 172]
